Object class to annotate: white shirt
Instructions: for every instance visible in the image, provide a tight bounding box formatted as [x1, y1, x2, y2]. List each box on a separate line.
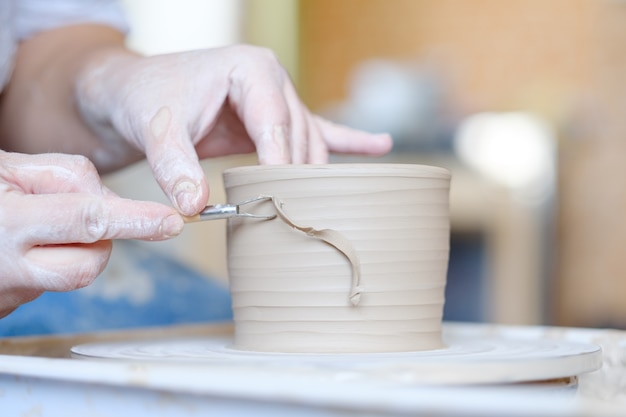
[0, 0, 128, 90]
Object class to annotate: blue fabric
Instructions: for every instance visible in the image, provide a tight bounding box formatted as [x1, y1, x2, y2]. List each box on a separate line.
[0, 240, 233, 336]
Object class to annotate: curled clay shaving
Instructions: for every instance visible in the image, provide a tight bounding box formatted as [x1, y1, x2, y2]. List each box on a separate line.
[267, 196, 363, 306]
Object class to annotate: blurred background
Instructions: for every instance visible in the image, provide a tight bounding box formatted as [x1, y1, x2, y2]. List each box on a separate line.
[104, 0, 626, 330]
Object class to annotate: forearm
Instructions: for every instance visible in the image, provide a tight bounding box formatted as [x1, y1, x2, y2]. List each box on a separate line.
[0, 24, 142, 173]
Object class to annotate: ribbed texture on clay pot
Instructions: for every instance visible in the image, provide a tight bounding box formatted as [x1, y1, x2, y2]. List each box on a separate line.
[223, 164, 451, 353]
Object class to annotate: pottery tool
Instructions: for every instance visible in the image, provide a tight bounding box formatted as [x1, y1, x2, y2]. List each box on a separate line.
[184, 194, 362, 306]
[183, 195, 277, 222]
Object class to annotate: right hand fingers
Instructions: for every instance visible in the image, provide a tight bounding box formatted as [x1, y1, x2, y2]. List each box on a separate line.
[3, 193, 183, 312]
[14, 192, 184, 246]
[1, 151, 184, 243]
[0, 239, 113, 318]
[0, 152, 184, 307]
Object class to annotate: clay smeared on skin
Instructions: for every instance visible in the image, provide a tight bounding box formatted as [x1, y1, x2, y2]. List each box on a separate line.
[149, 106, 172, 143]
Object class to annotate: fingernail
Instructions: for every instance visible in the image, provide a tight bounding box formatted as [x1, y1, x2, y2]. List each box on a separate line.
[161, 214, 184, 237]
[173, 180, 198, 214]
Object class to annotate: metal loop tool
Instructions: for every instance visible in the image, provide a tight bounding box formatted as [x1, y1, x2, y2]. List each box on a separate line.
[184, 196, 276, 223]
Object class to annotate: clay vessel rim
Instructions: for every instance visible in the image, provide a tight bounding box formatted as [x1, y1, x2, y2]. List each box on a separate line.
[223, 163, 451, 184]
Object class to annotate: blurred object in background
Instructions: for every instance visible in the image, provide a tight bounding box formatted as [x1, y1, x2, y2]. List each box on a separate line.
[453, 112, 557, 325]
[322, 59, 457, 152]
[454, 112, 556, 202]
[555, 0, 626, 330]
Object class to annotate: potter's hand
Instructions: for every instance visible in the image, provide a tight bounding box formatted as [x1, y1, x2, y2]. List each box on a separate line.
[76, 45, 392, 216]
[0, 151, 184, 317]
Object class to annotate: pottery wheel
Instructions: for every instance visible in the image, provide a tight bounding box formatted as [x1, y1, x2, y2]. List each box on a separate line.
[70, 323, 602, 385]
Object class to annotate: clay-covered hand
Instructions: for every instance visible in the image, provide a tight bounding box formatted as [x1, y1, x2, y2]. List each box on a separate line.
[0, 151, 184, 317]
[75, 45, 392, 216]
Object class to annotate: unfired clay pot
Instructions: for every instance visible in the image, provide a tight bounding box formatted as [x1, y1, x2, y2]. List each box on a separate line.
[223, 164, 451, 353]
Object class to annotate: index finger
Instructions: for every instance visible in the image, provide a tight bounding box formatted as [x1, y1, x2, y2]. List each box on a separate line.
[227, 53, 292, 164]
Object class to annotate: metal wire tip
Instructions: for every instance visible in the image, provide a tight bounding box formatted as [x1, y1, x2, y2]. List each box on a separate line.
[184, 195, 277, 223]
